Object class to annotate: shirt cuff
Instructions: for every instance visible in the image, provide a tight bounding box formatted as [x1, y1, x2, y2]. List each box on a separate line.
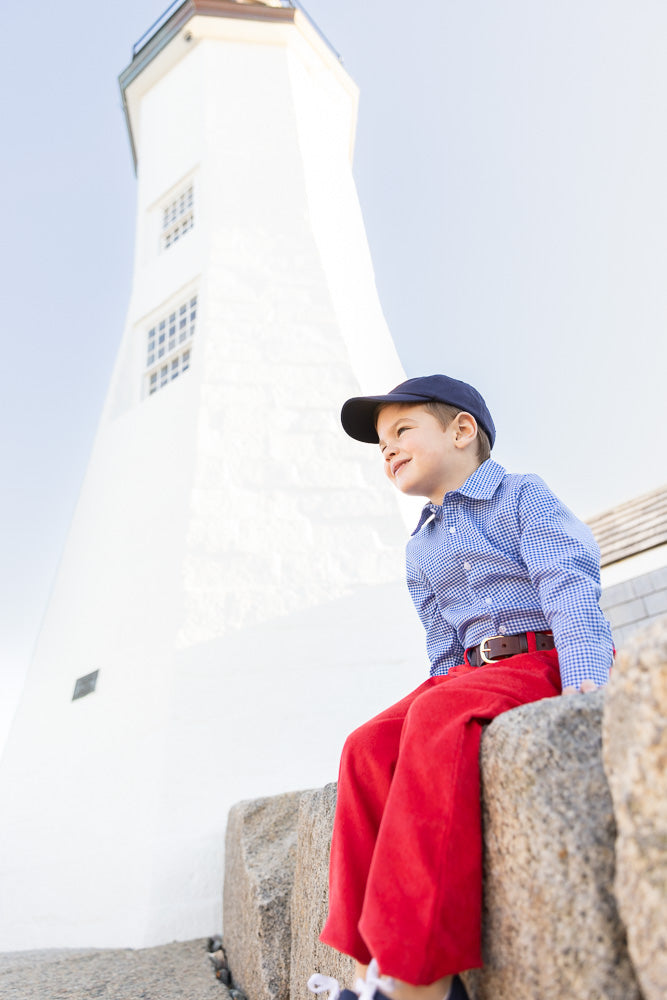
[557, 644, 613, 689]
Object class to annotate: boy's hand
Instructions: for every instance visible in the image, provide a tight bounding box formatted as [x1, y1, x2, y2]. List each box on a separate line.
[562, 679, 598, 696]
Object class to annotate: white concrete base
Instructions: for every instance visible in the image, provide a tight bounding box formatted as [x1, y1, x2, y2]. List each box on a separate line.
[0, 584, 424, 949]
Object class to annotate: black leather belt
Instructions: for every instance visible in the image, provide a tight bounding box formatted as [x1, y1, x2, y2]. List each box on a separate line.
[467, 631, 554, 667]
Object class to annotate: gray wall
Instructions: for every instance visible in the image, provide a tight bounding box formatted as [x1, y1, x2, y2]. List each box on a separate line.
[601, 565, 667, 649]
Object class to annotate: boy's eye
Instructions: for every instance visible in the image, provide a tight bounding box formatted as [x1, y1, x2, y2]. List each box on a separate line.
[397, 426, 408, 436]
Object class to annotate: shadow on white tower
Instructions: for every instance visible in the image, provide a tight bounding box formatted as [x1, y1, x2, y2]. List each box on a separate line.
[0, 0, 425, 949]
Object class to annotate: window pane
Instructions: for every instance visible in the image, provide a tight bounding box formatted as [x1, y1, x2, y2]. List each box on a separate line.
[144, 294, 195, 396]
[161, 184, 195, 250]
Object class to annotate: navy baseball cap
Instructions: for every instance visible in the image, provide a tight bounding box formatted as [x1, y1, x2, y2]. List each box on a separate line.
[341, 374, 496, 447]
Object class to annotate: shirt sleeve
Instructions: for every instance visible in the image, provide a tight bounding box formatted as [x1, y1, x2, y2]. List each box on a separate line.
[406, 555, 466, 676]
[517, 477, 614, 689]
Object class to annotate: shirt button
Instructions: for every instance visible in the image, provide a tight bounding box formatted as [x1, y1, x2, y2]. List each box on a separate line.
[485, 597, 492, 605]
[499, 624, 507, 634]
[449, 526, 456, 534]
[463, 561, 471, 571]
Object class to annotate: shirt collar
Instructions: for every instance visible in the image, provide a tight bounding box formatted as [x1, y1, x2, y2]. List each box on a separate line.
[411, 459, 506, 534]
[453, 458, 506, 500]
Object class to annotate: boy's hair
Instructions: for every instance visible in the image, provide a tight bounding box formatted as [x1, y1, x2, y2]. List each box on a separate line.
[423, 401, 491, 464]
[375, 400, 491, 465]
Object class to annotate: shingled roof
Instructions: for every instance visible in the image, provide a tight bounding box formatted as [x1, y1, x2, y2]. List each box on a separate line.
[587, 483, 667, 567]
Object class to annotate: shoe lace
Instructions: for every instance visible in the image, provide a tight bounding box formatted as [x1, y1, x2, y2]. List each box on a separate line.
[308, 973, 341, 1000]
[355, 959, 395, 1000]
[308, 958, 395, 1000]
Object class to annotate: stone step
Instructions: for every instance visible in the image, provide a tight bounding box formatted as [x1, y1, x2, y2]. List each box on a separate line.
[0, 939, 226, 1000]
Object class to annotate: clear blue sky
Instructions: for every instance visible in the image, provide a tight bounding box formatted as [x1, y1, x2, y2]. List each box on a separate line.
[2, 1, 666, 743]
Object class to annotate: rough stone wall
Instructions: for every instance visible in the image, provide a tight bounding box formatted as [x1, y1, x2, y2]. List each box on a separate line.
[290, 785, 355, 1000]
[603, 616, 667, 1000]
[473, 691, 638, 1000]
[223, 616, 667, 1000]
[223, 791, 304, 1000]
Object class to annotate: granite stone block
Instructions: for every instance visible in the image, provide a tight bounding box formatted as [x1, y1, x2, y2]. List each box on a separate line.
[472, 692, 640, 1000]
[603, 615, 667, 1000]
[290, 784, 355, 1000]
[223, 791, 303, 1000]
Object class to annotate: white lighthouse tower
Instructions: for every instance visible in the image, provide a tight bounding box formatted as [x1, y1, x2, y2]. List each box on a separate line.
[0, 0, 424, 950]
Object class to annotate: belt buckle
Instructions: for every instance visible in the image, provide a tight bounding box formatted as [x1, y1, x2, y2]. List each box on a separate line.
[478, 635, 499, 664]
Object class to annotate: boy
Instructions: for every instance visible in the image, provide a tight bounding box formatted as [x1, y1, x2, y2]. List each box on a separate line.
[308, 375, 613, 1000]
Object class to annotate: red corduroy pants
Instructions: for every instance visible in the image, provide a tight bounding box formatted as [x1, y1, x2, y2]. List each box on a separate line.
[319, 641, 562, 984]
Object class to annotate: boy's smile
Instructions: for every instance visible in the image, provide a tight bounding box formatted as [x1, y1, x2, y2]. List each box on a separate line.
[376, 403, 480, 503]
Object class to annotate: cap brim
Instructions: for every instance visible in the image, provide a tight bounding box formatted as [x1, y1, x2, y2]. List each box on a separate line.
[341, 392, 429, 443]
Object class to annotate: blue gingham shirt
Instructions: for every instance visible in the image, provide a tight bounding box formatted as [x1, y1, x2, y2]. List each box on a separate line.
[406, 459, 613, 689]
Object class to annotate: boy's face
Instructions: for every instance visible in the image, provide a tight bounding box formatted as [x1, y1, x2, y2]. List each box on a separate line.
[376, 403, 477, 503]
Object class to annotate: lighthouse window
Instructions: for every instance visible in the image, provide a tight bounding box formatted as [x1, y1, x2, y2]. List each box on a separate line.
[162, 184, 194, 251]
[145, 294, 197, 396]
[73, 670, 99, 701]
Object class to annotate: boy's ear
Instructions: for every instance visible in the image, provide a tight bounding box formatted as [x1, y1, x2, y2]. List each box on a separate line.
[452, 412, 478, 448]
